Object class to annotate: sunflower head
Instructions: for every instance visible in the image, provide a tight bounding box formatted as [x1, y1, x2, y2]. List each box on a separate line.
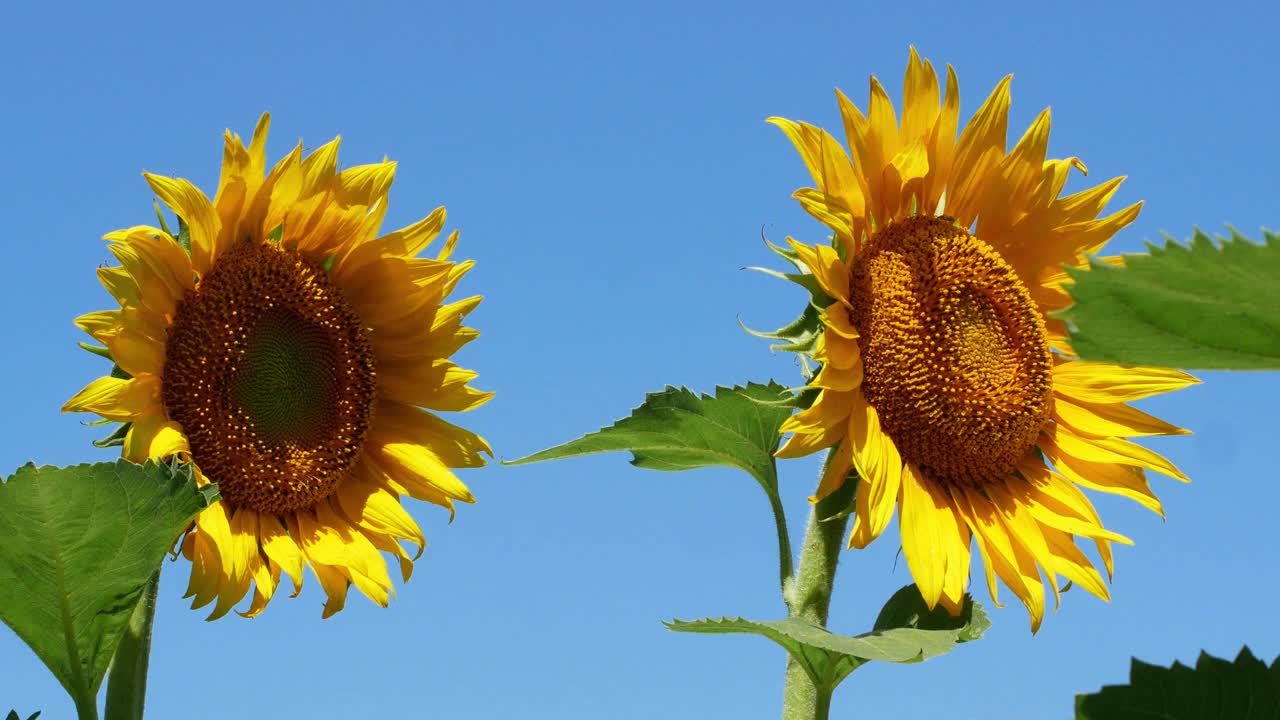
[64, 114, 493, 619]
[768, 50, 1197, 631]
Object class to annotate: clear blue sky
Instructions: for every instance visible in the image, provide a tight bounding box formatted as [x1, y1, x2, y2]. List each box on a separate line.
[2, 1, 1277, 717]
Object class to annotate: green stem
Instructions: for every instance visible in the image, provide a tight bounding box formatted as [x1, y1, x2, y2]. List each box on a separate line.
[103, 571, 159, 720]
[764, 482, 794, 597]
[72, 691, 99, 720]
[781, 453, 850, 720]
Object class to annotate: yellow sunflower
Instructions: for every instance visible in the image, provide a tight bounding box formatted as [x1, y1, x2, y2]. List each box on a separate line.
[63, 114, 492, 619]
[770, 49, 1196, 630]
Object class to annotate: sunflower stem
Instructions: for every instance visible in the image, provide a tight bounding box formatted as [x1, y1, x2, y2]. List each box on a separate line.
[103, 571, 159, 720]
[764, 480, 795, 598]
[781, 451, 848, 720]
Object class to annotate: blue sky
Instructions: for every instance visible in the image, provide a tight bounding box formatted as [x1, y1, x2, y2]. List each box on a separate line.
[2, 1, 1277, 717]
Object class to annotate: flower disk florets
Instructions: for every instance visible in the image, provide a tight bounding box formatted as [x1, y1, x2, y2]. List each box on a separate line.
[848, 216, 1053, 488]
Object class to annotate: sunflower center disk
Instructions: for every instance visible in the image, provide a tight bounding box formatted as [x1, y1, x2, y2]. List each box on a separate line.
[848, 216, 1053, 487]
[162, 242, 377, 515]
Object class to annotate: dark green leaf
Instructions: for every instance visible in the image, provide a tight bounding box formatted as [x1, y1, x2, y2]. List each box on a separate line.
[666, 588, 988, 691]
[0, 460, 217, 706]
[1076, 647, 1280, 719]
[1060, 229, 1280, 369]
[872, 583, 989, 638]
[504, 383, 793, 491]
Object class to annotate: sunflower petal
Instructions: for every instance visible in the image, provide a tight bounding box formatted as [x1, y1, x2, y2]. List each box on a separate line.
[1053, 361, 1199, 404]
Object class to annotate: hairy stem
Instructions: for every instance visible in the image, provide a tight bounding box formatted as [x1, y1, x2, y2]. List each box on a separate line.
[103, 571, 158, 720]
[764, 481, 795, 598]
[781, 453, 850, 720]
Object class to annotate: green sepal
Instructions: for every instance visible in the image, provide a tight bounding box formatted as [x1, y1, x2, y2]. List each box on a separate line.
[1059, 227, 1280, 370]
[814, 472, 857, 522]
[5, 711, 40, 720]
[739, 303, 825, 356]
[77, 342, 112, 360]
[1076, 647, 1280, 719]
[152, 200, 172, 236]
[91, 422, 131, 449]
[175, 215, 191, 254]
[744, 265, 831, 305]
[265, 223, 284, 245]
[764, 235, 805, 271]
[746, 235, 841, 366]
[667, 585, 988, 693]
[741, 384, 819, 412]
[109, 363, 130, 380]
[322, 253, 336, 272]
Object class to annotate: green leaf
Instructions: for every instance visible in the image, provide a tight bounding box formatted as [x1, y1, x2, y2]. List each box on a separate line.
[6, 712, 41, 720]
[1076, 647, 1280, 719]
[1060, 229, 1280, 369]
[666, 586, 988, 691]
[871, 583, 988, 640]
[504, 383, 794, 491]
[0, 460, 217, 708]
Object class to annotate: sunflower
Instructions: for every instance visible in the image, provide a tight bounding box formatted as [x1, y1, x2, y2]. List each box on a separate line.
[769, 50, 1196, 630]
[63, 114, 492, 619]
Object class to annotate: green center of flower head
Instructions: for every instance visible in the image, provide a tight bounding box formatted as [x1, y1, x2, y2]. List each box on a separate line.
[228, 307, 339, 444]
[162, 242, 377, 515]
[847, 215, 1053, 488]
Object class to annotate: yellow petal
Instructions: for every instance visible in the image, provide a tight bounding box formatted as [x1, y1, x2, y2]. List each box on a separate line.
[123, 413, 188, 463]
[954, 485, 1045, 631]
[812, 329, 861, 371]
[144, 174, 221, 276]
[1053, 361, 1199, 404]
[1053, 394, 1189, 438]
[947, 76, 1011, 226]
[183, 527, 221, 610]
[336, 161, 397, 207]
[899, 47, 941, 145]
[812, 360, 863, 393]
[1041, 443, 1166, 517]
[336, 477, 426, 556]
[897, 462, 951, 607]
[792, 188, 856, 247]
[62, 375, 160, 421]
[1044, 426, 1188, 482]
[812, 437, 854, 502]
[777, 390, 853, 459]
[786, 239, 851, 303]
[374, 400, 492, 468]
[315, 501, 393, 606]
[1040, 527, 1110, 602]
[259, 513, 305, 595]
[1017, 460, 1133, 544]
[376, 443, 476, 503]
[379, 360, 494, 412]
[767, 117, 865, 221]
